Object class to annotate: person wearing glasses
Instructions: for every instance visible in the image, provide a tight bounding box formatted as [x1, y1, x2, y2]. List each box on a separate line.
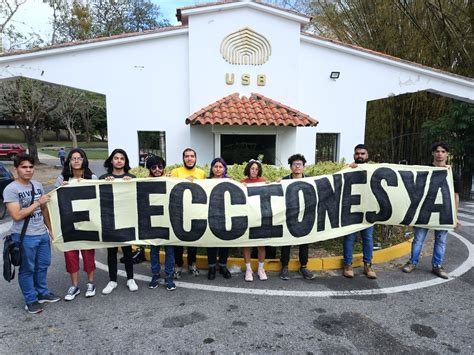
[99, 149, 138, 294]
[279, 154, 316, 281]
[240, 159, 268, 282]
[55, 148, 98, 301]
[145, 155, 176, 291]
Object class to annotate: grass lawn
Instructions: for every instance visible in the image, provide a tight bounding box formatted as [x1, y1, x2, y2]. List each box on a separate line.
[38, 141, 109, 160]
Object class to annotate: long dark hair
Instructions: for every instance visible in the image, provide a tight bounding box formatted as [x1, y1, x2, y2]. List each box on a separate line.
[104, 148, 131, 174]
[209, 157, 228, 178]
[61, 148, 94, 181]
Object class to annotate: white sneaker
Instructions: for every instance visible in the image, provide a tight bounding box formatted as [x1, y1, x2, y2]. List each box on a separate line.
[85, 283, 96, 298]
[245, 268, 253, 282]
[102, 281, 117, 295]
[258, 268, 268, 281]
[127, 279, 138, 292]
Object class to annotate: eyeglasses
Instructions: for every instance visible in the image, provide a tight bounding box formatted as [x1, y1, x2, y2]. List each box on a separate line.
[150, 164, 163, 171]
[70, 157, 84, 162]
[291, 162, 303, 167]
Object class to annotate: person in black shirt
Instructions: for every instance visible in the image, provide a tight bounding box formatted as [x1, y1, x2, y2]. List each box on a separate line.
[99, 149, 138, 294]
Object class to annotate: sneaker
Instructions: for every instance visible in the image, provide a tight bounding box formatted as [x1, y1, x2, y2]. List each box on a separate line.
[300, 267, 316, 280]
[64, 286, 80, 301]
[257, 268, 268, 281]
[85, 283, 96, 298]
[208, 266, 216, 280]
[166, 279, 177, 291]
[127, 279, 138, 292]
[25, 301, 43, 314]
[220, 266, 232, 279]
[174, 266, 183, 280]
[245, 268, 253, 282]
[37, 293, 61, 303]
[343, 265, 354, 278]
[402, 261, 416, 273]
[363, 263, 377, 279]
[102, 281, 118, 295]
[149, 274, 160, 289]
[432, 266, 449, 279]
[190, 263, 200, 276]
[280, 266, 290, 280]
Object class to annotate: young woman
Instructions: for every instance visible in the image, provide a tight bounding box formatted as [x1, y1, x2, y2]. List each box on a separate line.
[99, 148, 138, 294]
[207, 157, 232, 280]
[145, 155, 176, 291]
[240, 159, 268, 282]
[55, 148, 98, 300]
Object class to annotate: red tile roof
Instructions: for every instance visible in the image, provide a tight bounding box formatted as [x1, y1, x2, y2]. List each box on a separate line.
[186, 93, 318, 127]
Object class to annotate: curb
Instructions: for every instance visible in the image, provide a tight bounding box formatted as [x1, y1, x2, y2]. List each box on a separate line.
[139, 239, 413, 272]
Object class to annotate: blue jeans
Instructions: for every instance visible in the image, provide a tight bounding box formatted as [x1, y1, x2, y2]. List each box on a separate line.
[150, 245, 174, 279]
[343, 227, 374, 266]
[12, 233, 51, 305]
[411, 227, 448, 267]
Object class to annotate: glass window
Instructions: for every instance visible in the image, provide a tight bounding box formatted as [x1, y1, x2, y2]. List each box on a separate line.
[221, 134, 275, 164]
[137, 131, 166, 167]
[316, 133, 338, 162]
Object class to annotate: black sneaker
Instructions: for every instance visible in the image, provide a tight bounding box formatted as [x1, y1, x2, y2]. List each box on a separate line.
[280, 267, 290, 280]
[149, 274, 160, 289]
[37, 293, 61, 304]
[300, 267, 316, 280]
[25, 301, 43, 314]
[219, 266, 232, 279]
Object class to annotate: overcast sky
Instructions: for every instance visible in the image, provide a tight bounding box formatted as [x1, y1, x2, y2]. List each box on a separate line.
[5, 0, 208, 44]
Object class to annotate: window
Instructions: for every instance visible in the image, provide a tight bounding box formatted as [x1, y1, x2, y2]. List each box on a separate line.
[137, 131, 166, 166]
[316, 133, 338, 162]
[221, 134, 275, 164]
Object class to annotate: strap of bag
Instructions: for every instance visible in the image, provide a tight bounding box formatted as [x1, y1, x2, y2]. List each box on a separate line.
[19, 182, 36, 245]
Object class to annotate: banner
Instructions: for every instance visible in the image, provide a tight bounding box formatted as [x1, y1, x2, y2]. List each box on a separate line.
[48, 164, 456, 251]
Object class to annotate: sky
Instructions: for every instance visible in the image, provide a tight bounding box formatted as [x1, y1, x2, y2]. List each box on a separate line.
[3, 0, 209, 45]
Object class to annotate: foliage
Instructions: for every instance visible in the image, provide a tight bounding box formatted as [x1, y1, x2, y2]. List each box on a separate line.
[51, 0, 170, 44]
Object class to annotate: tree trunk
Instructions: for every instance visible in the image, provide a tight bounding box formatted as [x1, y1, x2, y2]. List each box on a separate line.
[66, 124, 78, 149]
[26, 134, 40, 164]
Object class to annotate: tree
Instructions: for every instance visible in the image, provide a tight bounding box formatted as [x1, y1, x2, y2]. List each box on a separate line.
[78, 91, 106, 143]
[0, 78, 59, 163]
[422, 102, 474, 199]
[52, 86, 85, 148]
[51, 0, 170, 44]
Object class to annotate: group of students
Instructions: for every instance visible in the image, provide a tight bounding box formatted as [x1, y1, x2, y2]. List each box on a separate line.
[3, 142, 459, 314]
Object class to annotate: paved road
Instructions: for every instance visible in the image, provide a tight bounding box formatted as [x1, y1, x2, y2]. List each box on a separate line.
[0, 156, 473, 353]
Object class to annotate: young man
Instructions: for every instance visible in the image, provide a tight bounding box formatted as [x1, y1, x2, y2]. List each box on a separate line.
[3, 154, 60, 313]
[342, 144, 377, 279]
[279, 154, 316, 281]
[402, 142, 460, 279]
[170, 148, 206, 278]
[146, 155, 176, 291]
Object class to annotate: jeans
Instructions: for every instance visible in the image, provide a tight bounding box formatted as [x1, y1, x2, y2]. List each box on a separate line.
[174, 246, 197, 267]
[150, 245, 174, 278]
[280, 244, 309, 268]
[12, 233, 51, 305]
[207, 248, 229, 267]
[343, 227, 374, 266]
[411, 227, 448, 267]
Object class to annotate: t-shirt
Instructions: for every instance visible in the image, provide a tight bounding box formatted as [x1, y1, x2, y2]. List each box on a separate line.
[171, 166, 206, 180]
[99, 172, 136, 180]
[282, 173, 307, 180]
[430, 164, 461, 194]
[3, 180, 48, 235]
[55, 174, 98, 188]
[240, 177, 267, 184]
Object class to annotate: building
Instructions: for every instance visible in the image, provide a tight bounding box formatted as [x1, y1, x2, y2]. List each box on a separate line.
[0, 0, 472, 166]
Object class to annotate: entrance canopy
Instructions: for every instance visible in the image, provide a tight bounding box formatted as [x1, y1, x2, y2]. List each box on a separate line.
[185, 93, 318, 127]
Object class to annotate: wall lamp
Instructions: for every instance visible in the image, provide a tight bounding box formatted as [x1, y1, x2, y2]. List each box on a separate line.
[330, 71, 340, 80]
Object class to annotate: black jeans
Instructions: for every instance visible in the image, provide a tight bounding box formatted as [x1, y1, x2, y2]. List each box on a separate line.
[207, 248, 229, 266]
[107, 246, 133, 281]
[280, 244, 309, 268]
[174, 246, 197, 267]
